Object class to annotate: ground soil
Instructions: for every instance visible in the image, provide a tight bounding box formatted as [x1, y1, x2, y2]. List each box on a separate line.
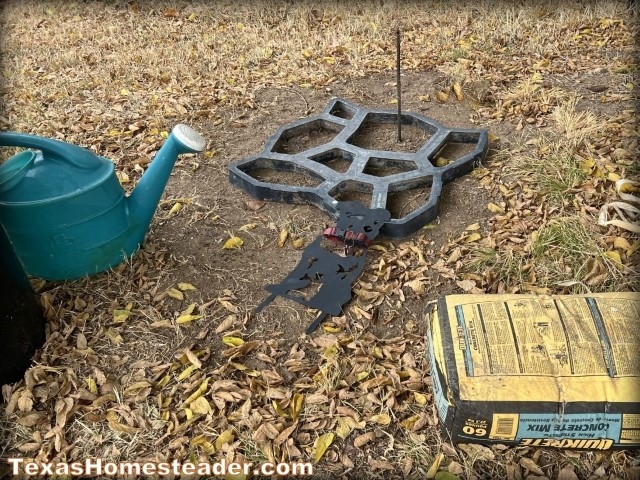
[6, 66, 633, 479]
[2, 2, 638, 477]
[151, 70, 504, 349]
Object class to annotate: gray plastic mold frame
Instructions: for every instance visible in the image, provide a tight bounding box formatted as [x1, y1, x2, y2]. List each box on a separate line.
[228, 97, 489, 238]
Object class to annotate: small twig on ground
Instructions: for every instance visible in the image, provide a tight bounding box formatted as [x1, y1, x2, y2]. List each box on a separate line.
[280, 87, 310, 115]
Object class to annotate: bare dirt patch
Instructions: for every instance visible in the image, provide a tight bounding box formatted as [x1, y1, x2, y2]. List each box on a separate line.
[348, 120, 432, 152]
[150, 70, 500, 348]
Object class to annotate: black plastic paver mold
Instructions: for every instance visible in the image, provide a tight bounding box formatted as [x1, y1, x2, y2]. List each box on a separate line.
[229, 97, 489, 237]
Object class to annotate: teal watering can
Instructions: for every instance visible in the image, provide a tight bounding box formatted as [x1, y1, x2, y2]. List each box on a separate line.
[0, 124, 206, 280]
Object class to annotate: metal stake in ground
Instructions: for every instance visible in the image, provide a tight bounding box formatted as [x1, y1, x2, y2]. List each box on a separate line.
[396, 27, 402, 143]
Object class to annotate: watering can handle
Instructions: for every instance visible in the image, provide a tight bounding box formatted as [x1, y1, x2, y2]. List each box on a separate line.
[0, 132, 103, 169]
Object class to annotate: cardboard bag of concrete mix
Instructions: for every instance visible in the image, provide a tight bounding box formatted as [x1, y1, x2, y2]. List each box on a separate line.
[426, 292, 640, 450]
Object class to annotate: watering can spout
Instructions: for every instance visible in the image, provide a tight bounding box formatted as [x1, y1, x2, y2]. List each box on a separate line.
[126, 124, 206, 247]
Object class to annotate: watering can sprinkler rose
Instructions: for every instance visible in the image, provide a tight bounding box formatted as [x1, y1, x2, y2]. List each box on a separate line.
[0, 124, 206, 280]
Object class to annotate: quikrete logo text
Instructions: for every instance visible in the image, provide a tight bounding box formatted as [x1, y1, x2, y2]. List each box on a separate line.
[519, 438, 614, 450]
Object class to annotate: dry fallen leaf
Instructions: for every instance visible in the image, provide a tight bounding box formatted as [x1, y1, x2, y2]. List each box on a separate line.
[222, 336, 245, 347]
[353, 431, 376, 448]
[603, 250, 623, 268]
[239, 223, 258, 232]
[177, 304, 203, 324]
[190, 396, 211, 415]
[85, 377, 98, 394]
[487, 202, 505, 214]
[426, 452, 445, 478]
[291, 392, 304, 421]
[414, 392, 428, 405]
[223, 236, 244, 249]
[184, 378, 209, 405]
[177, 364, 199, 381]
[369, 459, 395, 470]
[458, 443, 494, 461]
[292, 237, 305, 249]
[613, 237, 631, 250]
[557, 465, 579, 480]
[274, 423, 297, 447]
[166, 287, 184, 300]
[215, 429, 235, 450]
[336, 417, 352, 439]
[215, 315, 237, 333]
[447, 461, 464, 475]
[108, 419, 137, 434]
[456, 279, 477, 292]
[112, 308, 131, 323]
[105, 328, 123, 344]
[407, 279, 426, 295]
[277, 227, 289, 247]
[218, 299, 239, 313]
[519, 457, 544, 476]
[368, 413, 391, 426]
[452, 82, 463, 100]
[435, 156, 451, 167]
[191, 435, 216, 455]
[465, 232, 482, 243]
[169, 202, 183, 215]
[163, 8, 178, 18]
[244, 199, 266, 210]
[313, 432, 334, 463]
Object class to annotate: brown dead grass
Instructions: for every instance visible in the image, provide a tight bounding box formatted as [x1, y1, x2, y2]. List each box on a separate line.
[1, 0, 639, 479]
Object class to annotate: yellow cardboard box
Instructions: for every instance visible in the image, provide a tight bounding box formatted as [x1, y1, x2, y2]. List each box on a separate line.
[426, 293, 640, 449]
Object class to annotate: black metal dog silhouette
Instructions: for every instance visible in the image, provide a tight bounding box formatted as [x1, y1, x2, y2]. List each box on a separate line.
[255, 201, 391, 334]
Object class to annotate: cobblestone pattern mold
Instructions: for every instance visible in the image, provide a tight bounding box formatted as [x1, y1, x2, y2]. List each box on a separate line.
[228, 97, 489, 238]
